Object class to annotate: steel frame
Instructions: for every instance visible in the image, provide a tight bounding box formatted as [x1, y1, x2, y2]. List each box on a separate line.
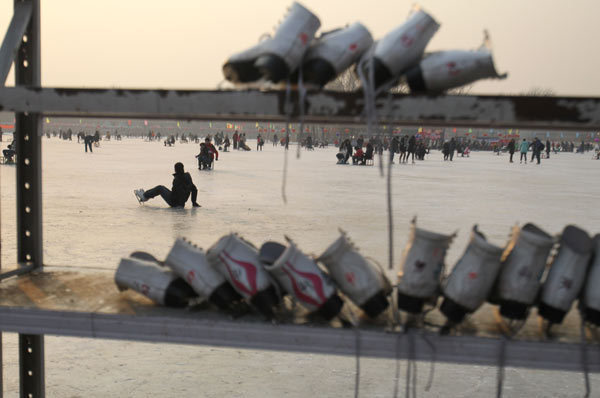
[0, 306, 598, 373]
[2, 0, 45, 396]
[1, 1, 600, 396]
[0, 0, 31, 85]
[1, 87, 600, 130]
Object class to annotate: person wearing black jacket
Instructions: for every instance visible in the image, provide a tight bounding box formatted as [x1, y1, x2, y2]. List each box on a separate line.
[364, 141, 374, 161]
[530, 137, 544, 165]
[507, 138, 515, 163]
[390, 136, 399, 163]
[448, 137, 456, 162]
[134, 162, 200, 207]
[407, 135, 418, 163]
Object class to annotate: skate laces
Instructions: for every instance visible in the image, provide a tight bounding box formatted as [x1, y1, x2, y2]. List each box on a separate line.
[580, 318, 591, 398]
[281, 78, 292, 204]
[296, 64, 306, 160]
[357, 55, 396, 274]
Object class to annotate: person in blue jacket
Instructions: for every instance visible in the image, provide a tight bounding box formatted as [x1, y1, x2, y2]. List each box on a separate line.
[519, 139, 529, 164]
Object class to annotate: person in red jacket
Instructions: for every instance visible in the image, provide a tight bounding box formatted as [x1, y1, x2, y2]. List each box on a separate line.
[204, 137, 219, 169]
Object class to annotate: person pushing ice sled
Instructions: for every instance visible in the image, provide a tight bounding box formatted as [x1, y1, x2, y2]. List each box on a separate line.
[134, 162, 200, 208]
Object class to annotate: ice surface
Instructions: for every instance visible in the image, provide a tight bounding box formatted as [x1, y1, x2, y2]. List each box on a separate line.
[2, 138, 598, 273]
[1, 137, 599, 397]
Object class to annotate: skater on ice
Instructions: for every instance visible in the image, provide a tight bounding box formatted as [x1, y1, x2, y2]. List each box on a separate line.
[134, 162, 200, 208]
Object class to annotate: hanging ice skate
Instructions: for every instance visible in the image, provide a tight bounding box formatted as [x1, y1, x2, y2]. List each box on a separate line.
[581, 235, 600, 326]
[317, 230, 390, 318]
[222, 2, 321, 83]
[494, 224, 555, 320]
[164, 238, 242, 310]
[115, 257, 198, 307]
[405, 30, 507, 93]
[539, 225, 592, 324]
[206, 234, 280, 318]
[357, 7, 439, 89]
[440, 226, 503, 324]
[397, 218, 455, 314]
[301, 22, 373, 87]
[264, 238, 344, 320]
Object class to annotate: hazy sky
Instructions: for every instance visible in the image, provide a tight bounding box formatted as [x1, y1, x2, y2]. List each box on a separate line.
[1, 0, 599, 96]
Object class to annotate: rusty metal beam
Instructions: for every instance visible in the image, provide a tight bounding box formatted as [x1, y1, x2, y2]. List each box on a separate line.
[0, 87, 600, 130]
[0, 0, 33, 86]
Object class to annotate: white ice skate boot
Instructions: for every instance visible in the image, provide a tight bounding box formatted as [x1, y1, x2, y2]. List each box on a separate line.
[164, 238, 241, 310]
[317, 230, 390, 318]
[358, 7, 439, 89]
[206, 233, 280, 318]
[265, 239, 343, 320]
[440, 226, 503, 323]
[134, 188, 147, 203]
[405, 31, 507, 93]
[397, 218, 455, 314]
[495, 224, 555, 320]
[223, 2, 320, 83]
[581, 234, 600, 326]
[115, 257, 198, 307]
[538, 225, 592, 324]
[301, 22, 373, 87]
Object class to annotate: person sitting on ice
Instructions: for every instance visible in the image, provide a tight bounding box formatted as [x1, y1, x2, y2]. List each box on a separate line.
[196, 143, 211, 169]
[336, 139, 352, 164]
[196, 137, 219, 169]
[3, 138, 17, 163]
[352, 146, 365, 165]
[134, 162, 200, 208]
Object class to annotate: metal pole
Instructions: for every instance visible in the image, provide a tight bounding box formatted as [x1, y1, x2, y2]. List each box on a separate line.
[14, 0, 44, 396]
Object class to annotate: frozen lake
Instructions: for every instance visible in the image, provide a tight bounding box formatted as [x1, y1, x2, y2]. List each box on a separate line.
[1, 137, 599, 397]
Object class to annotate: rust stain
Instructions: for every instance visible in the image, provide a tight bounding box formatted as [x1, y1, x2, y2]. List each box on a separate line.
[17, 277, 47, 306]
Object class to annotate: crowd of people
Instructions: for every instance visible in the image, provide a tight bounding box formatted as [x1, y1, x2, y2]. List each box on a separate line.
[4, 126, 599, 168]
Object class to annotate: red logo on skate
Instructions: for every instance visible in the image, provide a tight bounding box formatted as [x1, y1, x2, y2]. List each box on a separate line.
[401, 34, 414, 47]
[299, 33, 308, 45]
[561, 278, 573, 290]
[345, 272, 356, 285]
[186, 270, 195, 284]
[283, 262, 327, 307]
[141, 283, 150, 295]
[349, 43, 357, 51]
[220, 251, 258, 297]
[468, 272, 478, 280]
[447, 62, 460, 76]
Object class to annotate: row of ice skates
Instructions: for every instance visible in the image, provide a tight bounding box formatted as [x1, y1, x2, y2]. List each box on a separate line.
[115, 220, 600, 335]
[222, 2, 506, 93]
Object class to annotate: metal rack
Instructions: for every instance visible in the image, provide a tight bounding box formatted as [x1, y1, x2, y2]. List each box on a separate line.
[1, 1, 600, 396]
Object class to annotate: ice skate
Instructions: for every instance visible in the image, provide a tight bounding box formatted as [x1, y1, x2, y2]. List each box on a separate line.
[134, 188, 147, 204]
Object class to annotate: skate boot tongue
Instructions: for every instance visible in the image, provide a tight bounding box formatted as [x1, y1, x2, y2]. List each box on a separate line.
[522, 223, 553, 239]
[301, 58, 336, 87]
[259, 241, 287, 265]
[254, 54, 290, 82]
[561, 225, 592, 254]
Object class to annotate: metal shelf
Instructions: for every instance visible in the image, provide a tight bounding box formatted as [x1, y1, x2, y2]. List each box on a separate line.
[1, 86, 600, 130]
[0, 271, 598, 373]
